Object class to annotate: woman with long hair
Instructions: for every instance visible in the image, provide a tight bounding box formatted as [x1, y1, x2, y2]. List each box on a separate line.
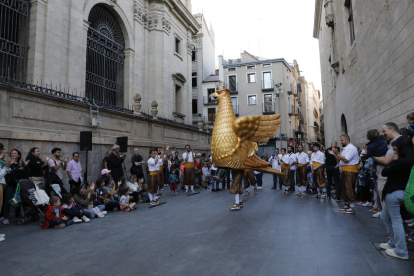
[3, 149, 30, 225]
[380, 136, 414, 259]
[25, 147, 48, 190]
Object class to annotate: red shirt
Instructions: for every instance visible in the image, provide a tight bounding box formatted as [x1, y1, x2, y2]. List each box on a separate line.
[42, 205, 65, 230]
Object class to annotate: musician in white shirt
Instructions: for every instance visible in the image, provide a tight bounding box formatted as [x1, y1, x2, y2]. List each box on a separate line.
[294, 145, 310, 196]
[182, 145, 196, 194]
[328, 134, 360, 214]
[269, 148, 283, 190]
[310, 143, 327, 198]
[287, 146, 297, 191]
[280, 148, 291, 194]
[147, 150, 160, 205]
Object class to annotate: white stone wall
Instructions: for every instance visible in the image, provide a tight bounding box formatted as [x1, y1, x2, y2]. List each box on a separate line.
[314, 0, 414, 146]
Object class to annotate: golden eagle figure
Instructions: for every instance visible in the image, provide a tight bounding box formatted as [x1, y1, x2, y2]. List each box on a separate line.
[210, 87, 283, 175]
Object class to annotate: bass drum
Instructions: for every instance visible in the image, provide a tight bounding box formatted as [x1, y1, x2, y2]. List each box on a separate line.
[213, 168, 227, 182]
[404, 166, 414, 214]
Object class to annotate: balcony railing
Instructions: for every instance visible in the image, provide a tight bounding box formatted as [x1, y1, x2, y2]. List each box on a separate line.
[263, 103, 275, 114]
[225, 82, 238, 94]
[287, 83, 293, 95]
[261, 79, 274, 91]
[203, 96, 217, 105]
[295, 107, 299, 116]
[289, 105, 294, 116]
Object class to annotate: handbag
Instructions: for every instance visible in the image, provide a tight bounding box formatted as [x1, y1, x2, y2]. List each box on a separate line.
[34, 186, 49, 205]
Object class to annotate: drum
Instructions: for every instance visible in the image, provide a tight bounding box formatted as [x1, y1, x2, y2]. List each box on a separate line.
[213, 168, 227, 182]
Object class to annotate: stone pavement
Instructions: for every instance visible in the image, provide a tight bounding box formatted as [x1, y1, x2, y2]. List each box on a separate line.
[0, 174, 413, 276]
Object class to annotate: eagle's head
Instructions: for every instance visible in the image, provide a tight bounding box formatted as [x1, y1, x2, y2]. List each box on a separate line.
[210, 89, 231, 103]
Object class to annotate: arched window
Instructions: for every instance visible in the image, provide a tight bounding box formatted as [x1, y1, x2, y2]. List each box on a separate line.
[341, 114, 348, 134]
[86, 5, 125, 107]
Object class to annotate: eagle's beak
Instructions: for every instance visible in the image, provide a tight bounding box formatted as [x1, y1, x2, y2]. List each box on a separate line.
[210, 91, 219, 101]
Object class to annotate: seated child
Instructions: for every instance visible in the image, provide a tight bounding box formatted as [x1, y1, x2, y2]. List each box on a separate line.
[119, 187, 137, 212]
[361, 129, 388, 178]
[201, 162, 211, 189]
[61, 193, 93, 223]
[169, 168, 179, 195]
[42, 196, 74, 229]
[96, 178, 121, 211]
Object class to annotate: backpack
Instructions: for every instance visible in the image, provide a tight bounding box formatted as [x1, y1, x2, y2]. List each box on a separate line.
[140, 191, 150, 203]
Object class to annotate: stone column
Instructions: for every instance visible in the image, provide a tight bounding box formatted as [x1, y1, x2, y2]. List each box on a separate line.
[124, 48, 135, 109]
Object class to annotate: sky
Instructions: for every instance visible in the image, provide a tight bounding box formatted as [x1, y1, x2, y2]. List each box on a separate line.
[191, 0, 322, 92]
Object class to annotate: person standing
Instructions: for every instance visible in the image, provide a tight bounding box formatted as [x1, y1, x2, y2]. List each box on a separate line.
[379, 136, 413, 260]
[328, 134, 360, 214]
[147, 150, 159, 205]
[103, 150, 111, 169]
[269, 148, 283, 190]
[294, 145, 310, 196]
[156, 146, 168, 197]
[107, 144, 126, 189]
[130, 148, 145, 181]
[25, 147, 47, 190]
[48, 148, 68, 183]
[287, 146, 297, 192]
[182, 145, 196, 194]
[325, 141, 341, 200]
[280, 148, 291, 195]
[0, 143, 11, 229]
[310, 143, 327, 199]
[67, 152, 83, 193]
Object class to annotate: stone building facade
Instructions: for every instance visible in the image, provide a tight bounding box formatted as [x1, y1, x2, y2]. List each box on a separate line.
[0, 0, 210, 185]
[314, 0, 414, 146]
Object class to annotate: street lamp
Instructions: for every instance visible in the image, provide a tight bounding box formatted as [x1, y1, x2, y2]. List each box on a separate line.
[274, 83, 283, 148]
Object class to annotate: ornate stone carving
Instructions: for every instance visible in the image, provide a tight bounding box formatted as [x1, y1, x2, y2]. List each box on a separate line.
[134, 3, 145, 24]
[151, 100, 158, 117]
[198, 116, 203, 131]
[161, 16, 171, 34]
[204, 122, 209, 132]
[143, 13, 150, 28]
[133, 93, 142, 113]
[187, 37, 194, 55]
[148, 15, 158, 30]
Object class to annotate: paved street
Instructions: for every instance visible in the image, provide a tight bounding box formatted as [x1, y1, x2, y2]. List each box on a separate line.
[0, 174, 413, 276]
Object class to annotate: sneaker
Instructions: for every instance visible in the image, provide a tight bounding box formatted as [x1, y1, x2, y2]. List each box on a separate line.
[229, 204, 240, 210]
[357, 202, 366, 206]
[81, 216, 90, 223]
[73, 216, 83, 223]
[3, 218, 9, 225]
[321, 194, 327, 199]
[212, 189, 216, 192]
[239, 202, 244, 208]
[369, 208, 379, 212]
[380, 243, 395, 250]
[405, 219, 414, 224]
[385, 249, 408, 260]
[408, 222, 414, 227]
[0, 234, 5, 238]
[67, 220, 74, 226]
[101, 211, 107, 215]
[54, 223, 66, 229]
[0, 237, 4, 242]
[97, 213, 105, 218]
[372, 212, 382, 218]
[254, 189, 257, 195]
[362, 202, 373, 207]
[285, 191, 289, 195]
[293, 192, 301, 196]
[302, 192, 307, 196]
[185, 191, 188, 194]
[192, 190, 196, 193]
[339, 206, 350, 211]
[156, 200, 160, 204]
[245, 191, 250, 196]
[343, 208, 355, 214]
[258, 187, 263, 190]
[150, 201, 156, 206]
[88, 214, 95, 219]
[312, 194, 319, 198]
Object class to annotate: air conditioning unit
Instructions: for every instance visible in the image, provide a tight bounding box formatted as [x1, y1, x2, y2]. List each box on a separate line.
[236, 59, 241, 63]
[228, 60, 233, 64]
[92, 118, 102, 127]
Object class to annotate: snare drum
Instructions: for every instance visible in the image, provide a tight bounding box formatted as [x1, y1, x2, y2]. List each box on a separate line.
[213, 168, 227, 182]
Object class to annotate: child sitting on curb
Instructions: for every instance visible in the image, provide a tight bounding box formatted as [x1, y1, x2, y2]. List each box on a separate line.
[119, 187, 137, 212]
[61, 193, 92, 223]
[42, 196, 74, 229]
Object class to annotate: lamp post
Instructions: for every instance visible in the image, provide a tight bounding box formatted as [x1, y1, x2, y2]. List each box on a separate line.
[274, 83, 283, 149]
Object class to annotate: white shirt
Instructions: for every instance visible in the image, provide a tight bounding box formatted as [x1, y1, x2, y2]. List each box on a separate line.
[269, 154, 282, 170]
[182, 152, 195, 162]
[287, 152, 297, 170]
[296, 152, 310, 165]
[156, 154, 165, 170]
[120, 195, 129, 205]
[281, 154, 290, 166]
[310, 151, 325, 165]
[339, 143, 359, 166]
[147, 157, 158, 172]
[126, 181, 139, 192]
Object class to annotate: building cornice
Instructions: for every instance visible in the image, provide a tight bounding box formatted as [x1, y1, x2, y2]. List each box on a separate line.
[313, 0, 323, 38]
[223, 58, 292, 71]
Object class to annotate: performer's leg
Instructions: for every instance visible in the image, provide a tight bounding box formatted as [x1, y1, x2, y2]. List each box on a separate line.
[185, 185, 189, 192]
[191, 185, 194, 192]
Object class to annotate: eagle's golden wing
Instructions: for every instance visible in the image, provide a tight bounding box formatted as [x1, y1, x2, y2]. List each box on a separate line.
[232, 114, 282, 143]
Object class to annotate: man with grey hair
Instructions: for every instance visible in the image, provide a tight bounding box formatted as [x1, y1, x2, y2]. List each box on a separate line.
[328, 134, 359, 214]
[325, 141, 341, 200]
[130, 148, 145, 181]
[107, 144, 126, 188]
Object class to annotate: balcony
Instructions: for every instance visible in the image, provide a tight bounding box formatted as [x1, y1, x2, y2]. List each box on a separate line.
[295, 106, 299, 117]
[299, 113, 304, 123]
[287, 83, 293, 95]
[203, 96, 217, 105]
[261, 79, 274, 91]
[263, 103, 275, 115]
[225, 82, 238, 94]
[313, 107, 318, 117]
[298, 101, 302, 107]
[288, 105, 294, 116]
[314, 121, 319, 129]
[293, 86, 298, 97]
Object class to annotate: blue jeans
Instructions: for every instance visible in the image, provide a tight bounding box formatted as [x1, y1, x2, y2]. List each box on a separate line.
[380, 190, 408, 258]
[255, 173, 263, 187]
[273, 174, 282, 188]
[211, 178, 219, 189]
[49, 219, 71, 227]
[290, 170, 296, 189]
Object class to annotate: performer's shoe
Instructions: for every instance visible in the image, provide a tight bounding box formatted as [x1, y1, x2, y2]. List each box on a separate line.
[343, 208, 355, 214]
[294, 192, 301, 196]
[239, 202, 244, 208]
[192, 190, 196, 193]
[312, 194, 320, 198]
[150, 201, 156, 206]
[212, 189, 216, 192]
[254, 189, 257, 195]
[229, 204, 240, 210]
[271, 186, 276, 190]
[245, 191, 250, 196]
[302, 192, 307, 196]
[216, 188, 222, 191]
[156, 200, 160, 205]
[321, 194, 327, 199]
[185, 190, 188, 194]
[284, 190, 289, 195]
[339, 205, 350, 211]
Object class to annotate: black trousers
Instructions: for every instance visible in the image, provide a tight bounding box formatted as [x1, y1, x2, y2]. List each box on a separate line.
[326, 165, 340, 198]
